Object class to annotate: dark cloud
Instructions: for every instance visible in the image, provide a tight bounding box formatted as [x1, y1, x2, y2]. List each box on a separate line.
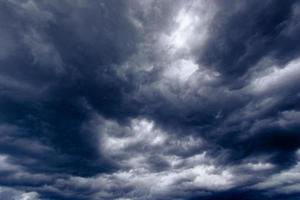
[189, 189, 300, 200]
[0, 0, 300, 199]
[198, 0, 300, 79]
[0, 0, 141, 172]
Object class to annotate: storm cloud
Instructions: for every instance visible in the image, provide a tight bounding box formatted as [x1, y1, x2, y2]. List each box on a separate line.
[0, 0, 300, 199]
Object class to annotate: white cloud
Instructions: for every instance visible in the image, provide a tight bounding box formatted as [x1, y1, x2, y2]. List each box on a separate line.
[62, 163, 233, 200]
[19, 192, 40, 200]
[0, 187, 40, 200]
[249, 58, 300, 95]
[167, 7, 198, 50]
[84, 117, 236, 199]
[163, 1, 216, 53]
[244, 162, 275, 171]
[252, 160, 300, 193]
[0, 155, 21, 172]
[163, 59, 198, 83]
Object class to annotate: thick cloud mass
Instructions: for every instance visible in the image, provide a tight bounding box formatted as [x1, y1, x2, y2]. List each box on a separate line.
[0, 0, 300, 199]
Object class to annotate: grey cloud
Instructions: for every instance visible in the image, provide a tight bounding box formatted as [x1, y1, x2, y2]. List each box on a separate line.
[0, 0, 300, 199]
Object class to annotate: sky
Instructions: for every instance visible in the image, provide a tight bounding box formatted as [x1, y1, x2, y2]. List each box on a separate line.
[0, 0, 300, 199]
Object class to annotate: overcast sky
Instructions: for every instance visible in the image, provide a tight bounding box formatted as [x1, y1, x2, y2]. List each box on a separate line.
[1, 0, 300, 199]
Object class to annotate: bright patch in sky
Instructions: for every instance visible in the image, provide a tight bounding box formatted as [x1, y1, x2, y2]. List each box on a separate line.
[163, 59, 198, 82]
[168, 8, 198, 49]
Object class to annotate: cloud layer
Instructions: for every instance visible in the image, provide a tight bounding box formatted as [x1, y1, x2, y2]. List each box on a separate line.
[0, 0, 300, 199]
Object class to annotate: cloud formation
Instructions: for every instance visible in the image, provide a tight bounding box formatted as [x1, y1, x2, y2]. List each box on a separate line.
[0, 0, 300, 199]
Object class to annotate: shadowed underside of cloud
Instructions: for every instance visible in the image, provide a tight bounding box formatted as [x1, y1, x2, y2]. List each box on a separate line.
[0, 0, 300, 199]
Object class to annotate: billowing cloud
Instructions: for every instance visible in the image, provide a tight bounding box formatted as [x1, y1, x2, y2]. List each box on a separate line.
[0, 0, 300, 199]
